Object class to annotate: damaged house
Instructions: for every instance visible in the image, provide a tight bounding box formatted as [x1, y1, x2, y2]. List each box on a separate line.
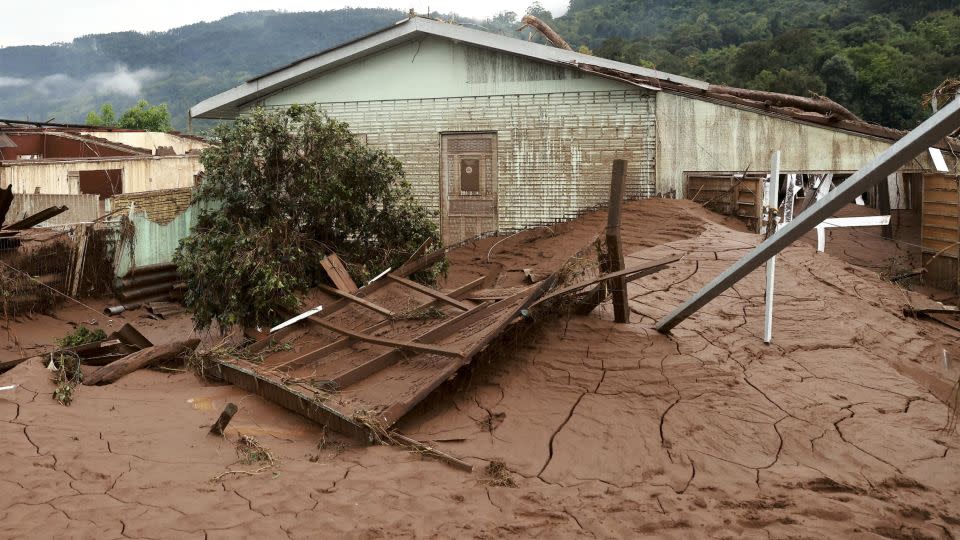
[191, 16, 958, 290]
[0, 119, 206, 226]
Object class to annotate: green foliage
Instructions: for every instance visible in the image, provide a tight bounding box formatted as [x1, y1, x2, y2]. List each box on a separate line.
[56, 326, 106, 348]
[85, 99, 171, 131]
[553, 0, 960, 129]
[85, 103, 116, 126]
[51, 351, 82, 406]
[174, 105, 440, 331]
[117, 99, 172, 131]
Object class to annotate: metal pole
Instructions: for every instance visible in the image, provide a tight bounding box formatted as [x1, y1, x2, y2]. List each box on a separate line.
[763, 151, 781, 344]
[656, 97, 960, 333]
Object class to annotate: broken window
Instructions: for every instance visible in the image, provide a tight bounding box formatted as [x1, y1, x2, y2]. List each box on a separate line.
[78, 169, 122, 198]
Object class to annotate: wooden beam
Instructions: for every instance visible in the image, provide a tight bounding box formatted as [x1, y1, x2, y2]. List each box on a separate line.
[387, 274, 473, 311]
[270, 278, 488, 373]
[606, 159, 629, 323]
[320, 253, 358, 293]
[83, 339, 200, 385]
[316, 284, 394, 318]
[330, 301, 494, 388]
[446, 276, 485, 297]
[381, 277, 556, 426]
[308, 316, 463, 357]
[655, 97, 960, 333]
[530, 255, 681, 309]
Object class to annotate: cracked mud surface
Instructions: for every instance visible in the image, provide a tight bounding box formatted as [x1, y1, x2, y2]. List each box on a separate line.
[2, 199, 959, 538]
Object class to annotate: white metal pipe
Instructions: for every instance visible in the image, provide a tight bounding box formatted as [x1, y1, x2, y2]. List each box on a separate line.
[656, 96, 960, 333]
[763, 151, 781, 344]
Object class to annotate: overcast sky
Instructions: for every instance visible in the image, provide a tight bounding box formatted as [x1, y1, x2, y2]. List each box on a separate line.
[1, 1, 569, 47]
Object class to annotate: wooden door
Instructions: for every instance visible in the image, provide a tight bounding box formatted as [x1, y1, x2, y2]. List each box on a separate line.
[440, 133, 497, 246]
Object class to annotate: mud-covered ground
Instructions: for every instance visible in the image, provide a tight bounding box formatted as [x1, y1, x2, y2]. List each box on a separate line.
[2, 199, 958, 538]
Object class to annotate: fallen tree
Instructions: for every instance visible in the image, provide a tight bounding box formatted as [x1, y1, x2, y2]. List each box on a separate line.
[175, 105, 440, 330]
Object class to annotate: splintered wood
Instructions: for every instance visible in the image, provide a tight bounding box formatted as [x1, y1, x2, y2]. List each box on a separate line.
[205, 217, 680, 447]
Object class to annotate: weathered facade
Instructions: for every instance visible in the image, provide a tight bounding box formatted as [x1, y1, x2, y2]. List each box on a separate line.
[191, 16, 957, 276]
[0, 122, 205, 199]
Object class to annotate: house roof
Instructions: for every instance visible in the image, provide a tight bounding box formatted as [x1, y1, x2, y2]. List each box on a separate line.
[190, 16, 709, 120]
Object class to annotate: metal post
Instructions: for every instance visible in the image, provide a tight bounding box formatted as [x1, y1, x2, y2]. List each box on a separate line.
[763, 151, 781, 344]
[656, 97, 960, 333]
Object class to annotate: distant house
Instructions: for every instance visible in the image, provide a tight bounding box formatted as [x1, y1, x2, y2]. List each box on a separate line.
[192, 16, 957, 289]
[0, 120, 205, 198]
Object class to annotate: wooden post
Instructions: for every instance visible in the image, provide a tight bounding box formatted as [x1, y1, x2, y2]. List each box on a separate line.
[607, 160, 630, 323]
[878, 176, 893, 238]
[209, 402, 238, 436]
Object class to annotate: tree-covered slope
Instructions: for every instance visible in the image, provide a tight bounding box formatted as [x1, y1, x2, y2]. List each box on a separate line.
[553, 0, 960, 128]
[0, 9, 406, 128]
[0, 2, 955, 131]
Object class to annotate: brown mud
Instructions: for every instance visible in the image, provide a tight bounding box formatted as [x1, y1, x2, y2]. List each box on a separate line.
[1, 198, 958, 538]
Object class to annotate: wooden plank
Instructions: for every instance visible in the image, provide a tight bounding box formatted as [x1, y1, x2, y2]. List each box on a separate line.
[83, 339, 200, 385]
[320, 254, 358, 293]
[271, 277, 487, 373]
[330, 300, 496, 388]
[531, 255, 682, 309]
[381, 277, 557, 426]
[391, 248, 446, 278]
[387, 274, 472, 311]
[308, 316, 463, 357]
[316, 284, 394, 318]
[446, 276, 485, 297]
[606, 159, 629, 324]
[205, 360, 368, 440]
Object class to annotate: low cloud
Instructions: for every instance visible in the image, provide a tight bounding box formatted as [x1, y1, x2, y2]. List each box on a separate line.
[0, 76, 30, 87]
[28, 65, 165, 96]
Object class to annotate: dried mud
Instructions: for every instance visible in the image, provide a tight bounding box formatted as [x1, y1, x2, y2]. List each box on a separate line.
[2, 198, 958, 538]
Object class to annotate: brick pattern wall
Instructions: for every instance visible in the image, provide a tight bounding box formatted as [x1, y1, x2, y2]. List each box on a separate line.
[287, 89, 656, 233]
[111, 187, 193, 225]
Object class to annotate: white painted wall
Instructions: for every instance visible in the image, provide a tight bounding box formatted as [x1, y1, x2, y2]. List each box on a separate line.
[79, 131, 208, 155]
[655, 92, 936, 197]
[0, 156, 202, 195]
[263, 36, 634, 106]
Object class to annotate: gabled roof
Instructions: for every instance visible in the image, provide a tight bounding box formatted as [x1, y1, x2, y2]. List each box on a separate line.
[190, 16, 709, 119]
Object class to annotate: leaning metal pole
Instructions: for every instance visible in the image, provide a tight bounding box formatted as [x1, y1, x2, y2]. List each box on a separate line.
[656, 97, 960, 333]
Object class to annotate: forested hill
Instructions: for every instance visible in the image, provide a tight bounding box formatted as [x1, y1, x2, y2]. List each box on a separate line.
[0, 2, 956, 130]
[0, 9, 407, 128]
[552, 0, 960, 129]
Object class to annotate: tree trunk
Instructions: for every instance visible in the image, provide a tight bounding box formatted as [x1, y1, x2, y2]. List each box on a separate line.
[83, 338, 199, 385]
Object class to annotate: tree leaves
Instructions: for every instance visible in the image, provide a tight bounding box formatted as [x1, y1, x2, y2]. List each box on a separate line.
[174, 105, 439, 331]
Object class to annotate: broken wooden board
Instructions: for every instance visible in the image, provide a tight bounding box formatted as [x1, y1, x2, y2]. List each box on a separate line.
[320, 253, 358, 293]
[204, 266, 550, 442]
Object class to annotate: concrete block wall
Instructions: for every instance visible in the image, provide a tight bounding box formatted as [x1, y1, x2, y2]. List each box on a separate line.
[110, 187, 193, 225]
[305, 89, 656, 233]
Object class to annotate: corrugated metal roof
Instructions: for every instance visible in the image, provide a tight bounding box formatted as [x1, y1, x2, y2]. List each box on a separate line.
[190, 16, 709, 119]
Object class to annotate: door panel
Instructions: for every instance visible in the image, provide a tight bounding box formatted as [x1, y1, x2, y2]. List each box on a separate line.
[440, 133, 497, 245]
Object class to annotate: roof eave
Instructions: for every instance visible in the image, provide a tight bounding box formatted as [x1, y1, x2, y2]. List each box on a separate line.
[190, 16, 709, 120]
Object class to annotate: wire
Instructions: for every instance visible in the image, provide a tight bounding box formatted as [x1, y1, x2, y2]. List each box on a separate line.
[0, 259, 106, 320]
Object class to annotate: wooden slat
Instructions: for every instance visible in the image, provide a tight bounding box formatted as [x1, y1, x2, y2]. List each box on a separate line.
[316, 284, 394, 318]
[381, 277, 557, 426]
[445, 276, 485, 297]
[320, 254, 358, 293]
[387, 274, 473, 310]
[328, 301, 496, 388]
[308, 316, 463, 357]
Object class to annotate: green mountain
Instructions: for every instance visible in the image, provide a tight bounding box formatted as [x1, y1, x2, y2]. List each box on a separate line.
[0, 3, 956, 131]
[0, 9, 408, 129]
[553, 0, 960, 129]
